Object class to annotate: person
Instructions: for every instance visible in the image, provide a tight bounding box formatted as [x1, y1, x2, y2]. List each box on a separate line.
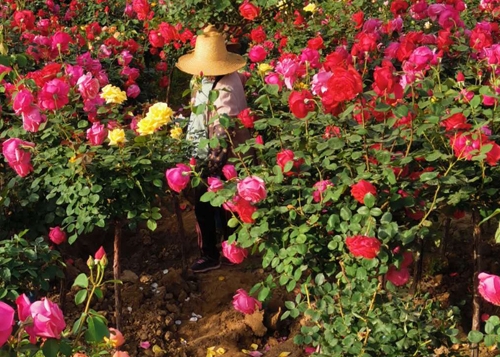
[175, 25, 250, 273]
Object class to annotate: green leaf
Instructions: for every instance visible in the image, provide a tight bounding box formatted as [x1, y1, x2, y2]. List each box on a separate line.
[315, 273, 325, 286]
[42, 338, 59, 357]
[73, 273, 89, 289]
[147, 219, 157, 231]
[364, 193, 375, 209]
[85, 316, 109, 342]
[420, 171, 439, 181]
[94, 288, 104, 300]
[468, 330, 484, 344]
[258, 286, 270, 301]
[74, 289, 88, 305]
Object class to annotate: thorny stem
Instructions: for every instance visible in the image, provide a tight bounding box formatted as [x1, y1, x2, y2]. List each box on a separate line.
[359, 283, 382, 356]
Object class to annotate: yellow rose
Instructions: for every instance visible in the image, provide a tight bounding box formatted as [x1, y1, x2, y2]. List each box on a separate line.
[108, 128, 127, 145]
[100, 84, 127, 105]
[170, 126, 183, 140]
[136, 118, 157, 136]
[146, 102, 173, 126]
[303, 3, 317, 12]
[258, 63, 273, 75]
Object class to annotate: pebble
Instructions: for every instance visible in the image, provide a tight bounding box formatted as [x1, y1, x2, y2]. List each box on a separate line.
[127, 306, 132, 312]
[151, 283, 159, 290]
[175, 320, 182, 325]
[189, 317, 198, 322]
[163, 269, 169, 274]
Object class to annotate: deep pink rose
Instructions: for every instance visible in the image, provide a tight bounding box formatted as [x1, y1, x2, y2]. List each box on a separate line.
[232, 289, 262, 314]
[350, 180, 377, 204]
[50, 31, 72, 52]
[207, 177, 224, 192]
[478, 273, 500, 306]
[312, 180, 334, 203]
[222, 241, 248, 264]
[126, 84, 141, 99]
[386, 266, 410, 286]
[248, 45, 267, 62]
[16, 294, 32, 322]
[77, 73, 100, 100]
[118, 50, 133, 66]
[237, 176, 267, 203]
[2, 138, 35, 177]
[255, 135, 264, 145]
[22, 107, 47, 133]
[38, 78, 70, 111]
[0, 301, 14, 348]
[345, 235, 381, 259]
[30, 298, 66, 339]
[12, 89, 34, 115]
[166, 163, 191, 193]
[49, 226, 66, 245]
[264, 72, 283, 91]
[94, 246, 106, 260]
[222, 164, 237, 180]
[86, 122, 107, 146]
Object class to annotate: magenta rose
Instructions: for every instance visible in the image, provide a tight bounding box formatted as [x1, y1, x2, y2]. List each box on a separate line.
[86, 122, 107, 146]
[222, 164, 237, 180]
[350, 180, 377, 204]
[222, 241, 248, 264]
[30, 298, 66, 339]
[237, 176, 267, 203]
[345, 235, 381, 259]
[478, 273, 500, 306]
[248, 45, 267, 62]
[22, 107, 47, 133]
[12, 89, 34, 115]
[16, 294, 36, 343]
[38, 78, 70, 111]
[165, 163, 191, 193]
[232, 289, 262, 314]
[0, 301, 14, 348]
[77, 73, 100, 100]
[2, 138, 35, 177]
[312, 180, 334, 203]
[126, 84, 141, 99]
[49, 226, 67, 245]
[207, 177, 224, 192]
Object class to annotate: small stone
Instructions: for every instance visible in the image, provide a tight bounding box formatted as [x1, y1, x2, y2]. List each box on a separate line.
[151, 282, 159, 290]
[189, 317, 198, 322]
[175, 320, 182, 325]
[140, 274, 153, 284]
[127, 306, 132, 312]
[120, 270, 139, 283]
[163, 269, 169, 274]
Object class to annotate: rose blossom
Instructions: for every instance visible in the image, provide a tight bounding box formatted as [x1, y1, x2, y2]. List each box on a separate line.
[94, 246, 106, 260]
[49, 226, 67, 245]
[2, 138, 35, 177]
[233, 195, 258, 223]
[232, 289, 262, 314]
[248, 45, 267, 62]
[222, 164, 237, 180]
[126, 84, 141, 99]
[237, 108, 257, 129]
[165, 163, 191, 193]
[30, 298, 66, 339]
[350, 180, 377, 204]
[12, 89, 34, 115]
[77, 73, 100, 100]
[289, 89, 315, 119]
[345, 235, 381, 259]
[386, 266, 410, 286]
[207, 177, 224, 192]
[38, 78, 70, 111]
[106, 328, 125, 347]
[222, 241, 248, 264]
[478, 273, 500, 306]
[312, 180, 334, 203]
[239, 0, 260, 20]
[86, 122, 108, 146]
[0, 301, 14, 348]
[22, 107, 47, 133]
[237, 176, 267, 204]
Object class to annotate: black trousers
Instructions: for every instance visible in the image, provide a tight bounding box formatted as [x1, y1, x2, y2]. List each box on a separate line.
[194, 184, 228, 260]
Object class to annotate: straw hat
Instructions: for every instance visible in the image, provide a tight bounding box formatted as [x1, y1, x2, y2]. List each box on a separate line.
[176, 25, 246, 76]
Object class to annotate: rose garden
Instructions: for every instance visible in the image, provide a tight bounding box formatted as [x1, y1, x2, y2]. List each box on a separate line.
[1, 0, 500, 356]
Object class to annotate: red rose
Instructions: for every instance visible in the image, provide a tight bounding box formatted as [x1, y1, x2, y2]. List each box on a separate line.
[325, 67, 363, 103]
[148, 30, 165, 48]
[239, 1, 260, 20]
[237, 108, 257, 129]
[289, 89, 315, 119]
[350, 180, 377, 204]
[356, 32, 378, 53]
[276, 149, 304, 176]
[352, 11, 364, 29]
[390, 0, 409, 17]
[440, 113, 472, 131]
[345, 235, 381, 259]
[233, 196, 257, 223]
[13, 10, 35, 31]
[250, 26, 266, 43]
[307, 35, 324, 50]
[386, 266, 410, 286]
[470, 28, 493, 51]
[396, 39, 415, 62]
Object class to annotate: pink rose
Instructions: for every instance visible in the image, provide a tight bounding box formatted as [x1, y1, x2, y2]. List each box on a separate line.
[345, 235, 381, 259]
[112, 352, 130, 357]
[264, 72, 283, 91]
[49, 226, 67, 245]
[350, 180, 377, 204]
[232, 289, 262, 314]
[312, 180, 334, 203]
[0, 301, 14, 348]
[208, 177, 224, 192]
[248, 45, 267, 62]
[118, 50, 133, 66]
[107, 328, 125, 347]
[255, 135, 264, 145]
[222, 241, 248, 264]
[12, 89, 34, 115]
[22, 106, 47, 133]
[2, 138, 35, 177]
[222, 164, 237, 180]
[38, 78, 70, 111]
[77, 73, 100, 100]
[94, 246, 106, 260]
[50, 31, 72, 52]
[478, 273, 500, 306]
[165, 163, 191, 193]
[385, 266, 410, 286]
[86, 122, 108, 146]
[126, 84, 141, 99]
[30, 298, 66, 339]
[237, 176, 267, 203]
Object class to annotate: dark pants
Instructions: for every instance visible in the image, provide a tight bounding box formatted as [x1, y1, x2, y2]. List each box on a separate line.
[194, 184, 228, 260]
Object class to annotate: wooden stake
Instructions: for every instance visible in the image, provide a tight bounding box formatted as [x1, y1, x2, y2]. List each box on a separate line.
[114, 220, 122, 331]
[173, 195, 187, 273]
[470, 209, 482, 357]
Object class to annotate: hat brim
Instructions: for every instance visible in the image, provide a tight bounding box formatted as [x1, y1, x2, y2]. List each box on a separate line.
[176, 52, 246, 76]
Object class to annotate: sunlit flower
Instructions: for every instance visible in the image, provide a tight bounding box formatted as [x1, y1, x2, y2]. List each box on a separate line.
[303, 3, 317, 12]
[108, 128, 127, 145]
[257, 63, 273, 75]
[170, 126, 183, 140]
[136, 102, 173, 136]
[100, 84, 127, 104]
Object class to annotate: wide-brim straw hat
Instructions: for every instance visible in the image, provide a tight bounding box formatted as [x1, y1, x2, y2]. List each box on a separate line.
[176, 25, 246, 76]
